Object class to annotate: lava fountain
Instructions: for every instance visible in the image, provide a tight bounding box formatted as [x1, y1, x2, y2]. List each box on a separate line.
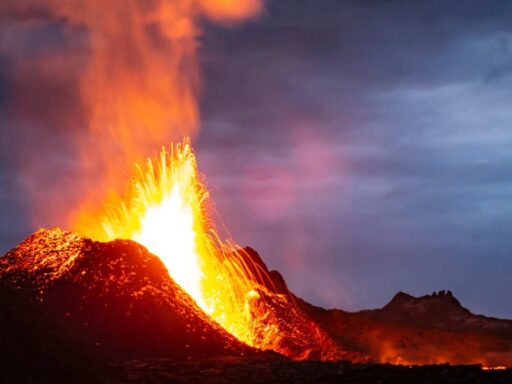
[99, 139, 271, 346]
[6, 0, 330, 356]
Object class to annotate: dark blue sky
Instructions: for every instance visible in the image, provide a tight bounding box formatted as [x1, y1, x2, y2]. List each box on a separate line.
[1, 0, 512, 317]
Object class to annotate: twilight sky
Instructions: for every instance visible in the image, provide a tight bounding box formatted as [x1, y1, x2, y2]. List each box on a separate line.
[1, 0, 512, 317]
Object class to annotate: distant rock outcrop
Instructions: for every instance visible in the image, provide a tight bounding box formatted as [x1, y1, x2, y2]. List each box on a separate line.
[298, 290, 512, 366]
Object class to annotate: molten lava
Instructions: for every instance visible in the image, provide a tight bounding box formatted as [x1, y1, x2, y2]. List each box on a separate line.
[102, 142, 209, 311]
[93, 140, 348, 362]
[99, 140, 268, 345]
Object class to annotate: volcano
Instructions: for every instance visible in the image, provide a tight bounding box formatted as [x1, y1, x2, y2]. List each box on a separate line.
[0, 228, 357, 382]
[0, 228, 252, 359]
[0, 228, 254, 381]
[1, 228, 511, 383]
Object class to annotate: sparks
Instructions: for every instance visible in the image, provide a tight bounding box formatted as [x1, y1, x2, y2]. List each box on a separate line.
[100, 139, 267, 344]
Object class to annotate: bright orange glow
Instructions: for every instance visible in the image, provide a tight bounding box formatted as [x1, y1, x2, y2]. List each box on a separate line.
[99, 140, 268, 344]
[134, 184, 204, 308]
[57, 0, 263, 235]
[199, 0, 263, 23]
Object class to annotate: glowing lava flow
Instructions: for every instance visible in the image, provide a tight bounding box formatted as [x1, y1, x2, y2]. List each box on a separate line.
[100, 140, 265, 343]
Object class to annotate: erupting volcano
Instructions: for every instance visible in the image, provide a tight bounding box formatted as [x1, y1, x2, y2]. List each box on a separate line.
[96, 140, 252, 341]
[1, 0, 512, 383]
[84, 138, 332, 353]
[68, 139, 351, 360]
[2, 138, 511, 371]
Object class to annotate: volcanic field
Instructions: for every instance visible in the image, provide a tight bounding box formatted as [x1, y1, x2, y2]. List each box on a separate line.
[1, 228, 511, 383]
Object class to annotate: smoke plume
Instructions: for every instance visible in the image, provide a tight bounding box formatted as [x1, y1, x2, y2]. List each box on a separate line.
[0, 0, 262, 236]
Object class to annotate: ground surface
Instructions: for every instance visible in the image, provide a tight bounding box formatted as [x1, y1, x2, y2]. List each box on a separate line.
[109, 357, 512, 384]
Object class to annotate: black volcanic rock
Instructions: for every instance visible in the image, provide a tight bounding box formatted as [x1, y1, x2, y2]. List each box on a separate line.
[377, 290, 489, 330]
[0, 280, 104, 383]
[365, 289, 512, 337]
[110, 357, 512, 384]
[0, 228, 253, 381]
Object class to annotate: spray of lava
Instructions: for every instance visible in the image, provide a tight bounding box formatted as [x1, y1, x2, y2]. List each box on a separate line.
[100, 139, 272, 345]
[4, 0, 293, 351]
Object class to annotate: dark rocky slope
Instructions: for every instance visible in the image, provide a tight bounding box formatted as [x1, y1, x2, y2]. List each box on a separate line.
[1, 228, 511, 383]
[0, 228, 253, 382]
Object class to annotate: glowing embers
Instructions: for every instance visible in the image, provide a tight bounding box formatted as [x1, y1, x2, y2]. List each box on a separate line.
[102, 141, 210, 312]
[134, 184, 205, 310]
[100, 139, 264, 344]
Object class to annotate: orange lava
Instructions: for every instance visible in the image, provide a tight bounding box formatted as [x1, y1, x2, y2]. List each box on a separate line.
[97, 139, 271, 346]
